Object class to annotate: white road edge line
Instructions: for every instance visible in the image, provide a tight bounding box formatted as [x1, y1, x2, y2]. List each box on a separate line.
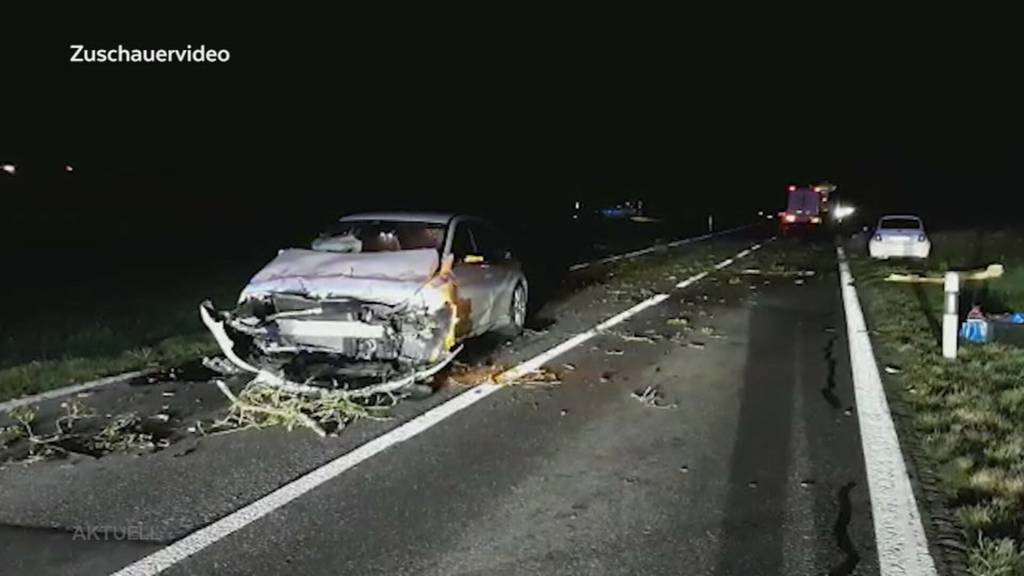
[567, 223, 755, 271]
[109, 240, 766, 576]
[0, 370, 150, 414]
[836, 246, 938, 576]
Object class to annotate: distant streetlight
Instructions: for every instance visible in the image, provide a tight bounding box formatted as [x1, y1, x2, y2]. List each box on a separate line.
[1, 163, 15, 175]
[65, 164, 74, 173]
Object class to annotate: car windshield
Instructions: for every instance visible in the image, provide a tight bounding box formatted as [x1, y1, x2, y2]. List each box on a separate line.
[313, 220, 446, 253]
[879, 217, 921, 230]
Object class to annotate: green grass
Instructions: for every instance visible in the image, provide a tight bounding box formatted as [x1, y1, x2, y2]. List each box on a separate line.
[848, 228, 1024, 575]
[970, 536, 1024, 576]
[0, 259, 263, 403]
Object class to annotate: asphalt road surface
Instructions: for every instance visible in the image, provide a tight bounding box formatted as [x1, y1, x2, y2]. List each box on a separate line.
[0, 230, 882, 575]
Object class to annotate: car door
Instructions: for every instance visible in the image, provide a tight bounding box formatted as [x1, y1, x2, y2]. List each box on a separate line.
[469, 222, 517, 328]
[448, 220, 494, 338]
[466, 222, 515, 330]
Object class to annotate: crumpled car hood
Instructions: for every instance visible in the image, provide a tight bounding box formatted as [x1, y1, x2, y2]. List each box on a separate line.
[240, 248, 440, 306]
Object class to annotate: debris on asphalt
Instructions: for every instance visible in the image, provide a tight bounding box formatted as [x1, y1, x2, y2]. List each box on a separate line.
[666, 316, 690, 326]
[605, 349, 625, 356]
[884, 365, 903, 374]
[86, 414, 160, 454]
[679, 465, 689, 473]
[562, 363, 576, 371]
[794, 279, 805, 285]
[742, 268, 815, 277]
[55, 400, 95, 434]
[213, 379, 390, 438]
[607, 330, 658, 343]
[501, 368, 561, 388]
[1, 400, 177, 463]
[630, 386, 676, 409]
[203, 356, 244, 375]
[728, 276, 742, 285]
[446, 362, 506, 386]
[687, 341, 706, 350]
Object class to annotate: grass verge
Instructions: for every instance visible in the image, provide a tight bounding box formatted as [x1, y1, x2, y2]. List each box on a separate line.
[848, 228, 1024, 575]
[0, 259, 261, 403]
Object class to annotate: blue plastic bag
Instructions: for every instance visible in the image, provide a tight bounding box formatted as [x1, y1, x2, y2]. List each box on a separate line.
[960, 319, 989, 343]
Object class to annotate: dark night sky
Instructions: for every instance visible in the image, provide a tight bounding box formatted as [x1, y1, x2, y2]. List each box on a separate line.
[2, 22, 1022, 275]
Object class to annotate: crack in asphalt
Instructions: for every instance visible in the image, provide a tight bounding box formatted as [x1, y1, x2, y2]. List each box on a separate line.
[827, 482, 861, 576]
[820, 331, 841, 408]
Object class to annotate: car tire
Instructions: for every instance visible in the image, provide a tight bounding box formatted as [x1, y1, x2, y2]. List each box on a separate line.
[500, 282, 527, 337]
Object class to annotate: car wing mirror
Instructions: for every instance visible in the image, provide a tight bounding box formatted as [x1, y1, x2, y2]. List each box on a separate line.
[463, 254, 485, 264]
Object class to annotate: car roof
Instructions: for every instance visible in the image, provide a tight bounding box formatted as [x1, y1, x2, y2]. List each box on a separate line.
[879, 214, 923, 221]
[338, 212, 457, 225]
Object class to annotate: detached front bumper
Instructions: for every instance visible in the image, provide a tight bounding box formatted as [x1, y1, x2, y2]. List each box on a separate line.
[869, 239, 931, 259]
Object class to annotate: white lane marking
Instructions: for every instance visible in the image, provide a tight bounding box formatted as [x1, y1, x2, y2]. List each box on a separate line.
[713, 258, 735, 270]
[110, 242, 764, 576]
[836, 247, 937, 576]
[0, 370, 149, 414]
[676, 271, 708, 289]
[567, 223, 755, 271]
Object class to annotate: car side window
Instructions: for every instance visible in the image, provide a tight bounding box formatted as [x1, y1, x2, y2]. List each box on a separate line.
[451, 223, 475, 258]
[468, 224, 495, 260]
[468, 223, 509, 261]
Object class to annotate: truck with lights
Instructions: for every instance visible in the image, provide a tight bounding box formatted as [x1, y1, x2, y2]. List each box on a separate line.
[779, 185, 822, 235]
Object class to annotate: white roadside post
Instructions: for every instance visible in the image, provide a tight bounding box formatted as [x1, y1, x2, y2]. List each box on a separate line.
[942, 271, 960, 359]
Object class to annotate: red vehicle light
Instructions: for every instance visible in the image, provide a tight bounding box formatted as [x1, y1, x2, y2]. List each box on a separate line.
[784, 214, 797, 223]
[788, 185, 796, 192]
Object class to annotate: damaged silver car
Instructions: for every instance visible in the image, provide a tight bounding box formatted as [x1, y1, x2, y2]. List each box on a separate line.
[201, 213, 528, 395]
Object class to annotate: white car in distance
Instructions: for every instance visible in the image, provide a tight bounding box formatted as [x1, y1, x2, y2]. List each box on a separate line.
[868, 215, 931, 260]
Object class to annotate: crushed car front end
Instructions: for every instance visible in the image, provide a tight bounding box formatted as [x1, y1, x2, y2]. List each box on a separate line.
[201, 237, 462, 393]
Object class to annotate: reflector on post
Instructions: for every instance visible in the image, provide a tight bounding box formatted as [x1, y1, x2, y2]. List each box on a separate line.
[943, 272, 959, 360]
